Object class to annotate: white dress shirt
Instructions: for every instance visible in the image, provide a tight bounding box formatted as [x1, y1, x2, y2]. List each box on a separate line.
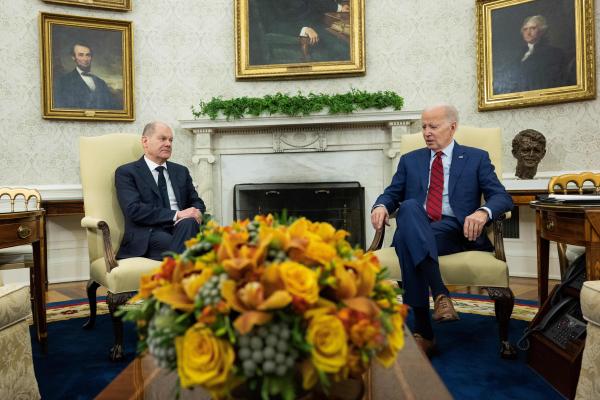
[76, 67, 96, 91]
[143, 156, 180, 215]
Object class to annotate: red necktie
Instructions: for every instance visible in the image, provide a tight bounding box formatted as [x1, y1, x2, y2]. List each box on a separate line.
[426, 151, 444, 221]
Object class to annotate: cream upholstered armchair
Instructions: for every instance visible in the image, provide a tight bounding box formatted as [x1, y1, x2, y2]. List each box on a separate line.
[80, 134, 161, 361]
[369, 126, 516, 358]
[0, 276, 40, 399]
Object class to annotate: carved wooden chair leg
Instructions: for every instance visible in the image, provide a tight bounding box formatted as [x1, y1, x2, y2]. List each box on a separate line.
[107, 291, 134, 362]
[82, 280, 100, 330]
[486, 286, 517, 359]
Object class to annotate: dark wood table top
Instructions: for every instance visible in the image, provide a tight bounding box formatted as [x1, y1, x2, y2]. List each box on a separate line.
[95, 328, 452, 400]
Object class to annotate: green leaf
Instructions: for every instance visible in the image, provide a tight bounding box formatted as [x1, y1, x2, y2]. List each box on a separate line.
[193, 90, 403, 120]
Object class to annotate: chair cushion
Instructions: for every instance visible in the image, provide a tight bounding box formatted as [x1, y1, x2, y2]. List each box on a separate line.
[90, 257, 162, 294]
[373, 247, 509, 288]
[0, 284, 31, 330]
[580, 280, 600, 327]
[0, 245, 33, 270]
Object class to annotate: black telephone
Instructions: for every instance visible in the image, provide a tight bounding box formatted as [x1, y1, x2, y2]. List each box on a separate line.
[517, 253, 587, 351]
[538, 297, 587, 349]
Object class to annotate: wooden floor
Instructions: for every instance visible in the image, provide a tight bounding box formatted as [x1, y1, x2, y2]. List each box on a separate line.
[47, 277, 559, 303]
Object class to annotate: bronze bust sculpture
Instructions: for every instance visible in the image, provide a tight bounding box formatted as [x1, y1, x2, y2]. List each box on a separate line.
[512, 129, 547, 179]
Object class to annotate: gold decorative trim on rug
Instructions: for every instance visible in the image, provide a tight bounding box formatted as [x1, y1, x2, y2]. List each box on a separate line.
[35, 296, 538, 324]
[28, 300, 109, 324]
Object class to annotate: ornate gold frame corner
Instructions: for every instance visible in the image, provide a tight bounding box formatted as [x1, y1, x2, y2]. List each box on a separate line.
[39, 12, 135, 121]
[42, 0, 132, 12]
[476, 0, 595, 111]
[234, 0, 365, 80]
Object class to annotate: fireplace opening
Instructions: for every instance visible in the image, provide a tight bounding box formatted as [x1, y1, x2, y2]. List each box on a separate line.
[234, 182, 365, 248]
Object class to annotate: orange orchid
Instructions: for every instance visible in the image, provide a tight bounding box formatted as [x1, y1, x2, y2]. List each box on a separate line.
[221, 279, 292, 334]
[153, 283, 194, 313]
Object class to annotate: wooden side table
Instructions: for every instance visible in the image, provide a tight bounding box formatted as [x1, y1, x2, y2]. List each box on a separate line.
[0, 210, 47, 352]
[530, 201, 600, 303]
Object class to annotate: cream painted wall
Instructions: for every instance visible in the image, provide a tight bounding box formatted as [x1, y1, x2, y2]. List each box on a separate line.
[0, 1, 594, 285]
[1, 0, 599, 185]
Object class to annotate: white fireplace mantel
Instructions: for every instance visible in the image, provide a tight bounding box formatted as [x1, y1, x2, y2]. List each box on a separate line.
[180, 110, 422, 131]
[180, 110, 422, 231]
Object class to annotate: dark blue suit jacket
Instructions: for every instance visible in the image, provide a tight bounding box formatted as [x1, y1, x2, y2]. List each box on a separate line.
[374, 142, 513, 249]
[115, 157, 206, 259]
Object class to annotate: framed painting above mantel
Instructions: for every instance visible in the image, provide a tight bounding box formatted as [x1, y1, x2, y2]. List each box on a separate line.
[235, 0, 365, 80]
[42, 0, 131, 11]
[476, 0, 595, 111]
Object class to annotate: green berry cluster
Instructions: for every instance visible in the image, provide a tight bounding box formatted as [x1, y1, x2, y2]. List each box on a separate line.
[267, 248, 287, 262]
[186, 240, 213, 257]
[195, 273, 227, 308]
[237, 322, 298, 378]
[247, 221, 260, 244]
[146, 305, 178, 369]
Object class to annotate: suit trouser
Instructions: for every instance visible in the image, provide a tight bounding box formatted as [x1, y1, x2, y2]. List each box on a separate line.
[146, 218, 200, 260]
[392, 199, 466, 308]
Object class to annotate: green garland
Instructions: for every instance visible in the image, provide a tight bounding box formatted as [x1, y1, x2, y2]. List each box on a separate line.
[192, 89, 404, 120]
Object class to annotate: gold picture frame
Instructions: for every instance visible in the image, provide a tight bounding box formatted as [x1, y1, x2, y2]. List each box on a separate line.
[476, 0, 595, 111]
[235, 0, 365, 80]
[42, 0, 131, 12]
[40, 12, 134, 121]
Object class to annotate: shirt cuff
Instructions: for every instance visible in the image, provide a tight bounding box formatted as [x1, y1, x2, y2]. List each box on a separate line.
[478, 207, 492, 221]
[371, 204, 388, 213]
[300, 27, 308, 36]
[172, 211, 178, 222]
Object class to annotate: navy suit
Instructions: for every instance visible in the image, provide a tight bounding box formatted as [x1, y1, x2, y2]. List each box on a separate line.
[115, 157, 206, 260]
[374, 142, 513, 307]
[54, 69, 121, 110]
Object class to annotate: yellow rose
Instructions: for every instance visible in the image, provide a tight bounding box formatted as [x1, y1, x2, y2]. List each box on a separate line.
[376, 312, 405, 367]
[307, 315, 348, 373]
[175, 323, 235, 390]
[387, 312, 405, 352]
[279, 261, 319, 304]
[304, 240, 337, 265]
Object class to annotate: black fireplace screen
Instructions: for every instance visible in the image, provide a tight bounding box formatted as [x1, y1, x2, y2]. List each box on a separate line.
[233, 182, 365, 248]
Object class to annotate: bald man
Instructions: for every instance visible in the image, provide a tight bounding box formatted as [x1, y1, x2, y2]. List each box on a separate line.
[115, 121, 206, 260]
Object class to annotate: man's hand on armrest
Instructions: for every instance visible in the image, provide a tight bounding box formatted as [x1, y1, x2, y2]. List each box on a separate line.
[371, 205, 389, 231]
[463, 209, 489, 241]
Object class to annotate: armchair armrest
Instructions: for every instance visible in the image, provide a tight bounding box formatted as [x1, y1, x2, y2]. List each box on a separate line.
[367, 229, 385, 252]
[367, 209, 397, 252]
[81, 216, 119, 271]
[492, 211, 510, 262]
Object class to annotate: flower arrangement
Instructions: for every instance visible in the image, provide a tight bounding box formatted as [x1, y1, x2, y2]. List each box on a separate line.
[123, 215, 406, 399]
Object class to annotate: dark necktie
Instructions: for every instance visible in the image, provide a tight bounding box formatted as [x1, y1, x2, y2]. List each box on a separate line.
[155, 166, 170, 209]
[426, 151, 444, 221]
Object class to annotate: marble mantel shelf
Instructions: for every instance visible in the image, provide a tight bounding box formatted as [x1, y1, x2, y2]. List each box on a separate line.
[179, 110, 422, 132]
